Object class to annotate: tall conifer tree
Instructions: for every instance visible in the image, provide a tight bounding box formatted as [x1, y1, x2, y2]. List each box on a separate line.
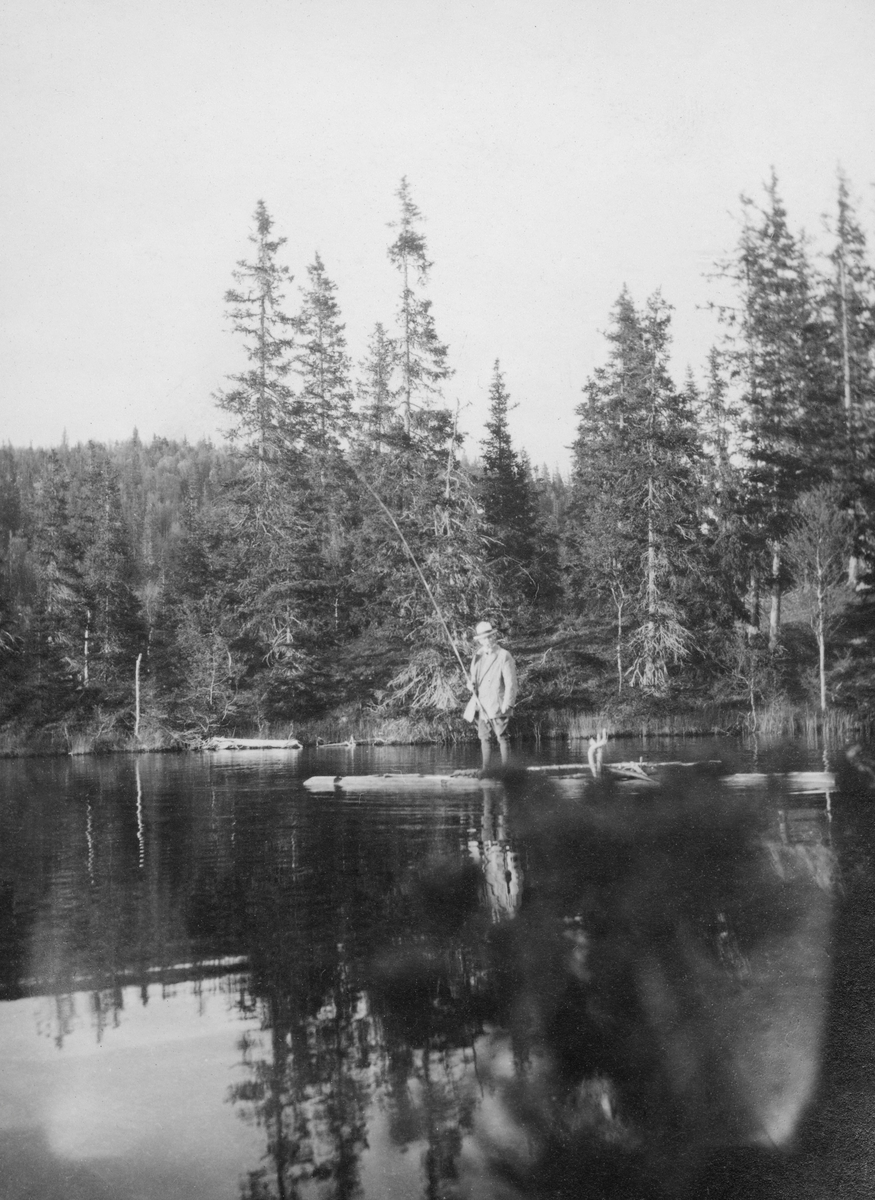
[479, 361, 558, 613]
[216, 201, 296, 518]
[343, 180, 499, 712]
[76, 447, 146, 698]
[387, 178, 452, 436]
[713, 173, 827, 646]
[694, 350, 748, 624]
[156, 497, 244, 733]
[294, 252, 354, 453]
[215, 204, 326, 724]
[291, 251, 358, 652]
[23, 453, 87, 721]
[355, 323, 398, 454]
[567, 291, 702, 694]
[822, 172, 875, 583]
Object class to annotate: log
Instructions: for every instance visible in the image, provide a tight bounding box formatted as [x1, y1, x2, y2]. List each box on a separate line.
[206, 737, 303, 751]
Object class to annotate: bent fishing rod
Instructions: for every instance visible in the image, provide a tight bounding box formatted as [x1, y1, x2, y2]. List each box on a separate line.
[352, 469, 502, 731]
[355, 472, 469, 679]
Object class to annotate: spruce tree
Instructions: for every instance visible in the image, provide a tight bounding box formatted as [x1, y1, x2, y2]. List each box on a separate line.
[25, 453, 87, 721]
[0, 448, 23, 656]
[566, 297, 640, 692]
[76, 447, 146, 702]
[348, 403, 501, 713]
[826, 172, 875, 444]
[822, 172, 875, 583]
[355, 323, 398, 455]
[294, 252, 354, 453]
[386, 178, 452, 436]
[694, 350, 748, 626]
[567, 291, 703, 695]
[480, 362, 518, 514]
[370, 443, 502, 712]
[214, 206, 338, 724]
[215, 201, 296, 518]
[341, 181, 497, 712]
[479, 361, 558, 614]
[0, 447, 21, 554]
[156, 498, 244, 733]
[713, 173, 828, 647]
[291, 251, 358, 659]
[32, 453, 87, 670]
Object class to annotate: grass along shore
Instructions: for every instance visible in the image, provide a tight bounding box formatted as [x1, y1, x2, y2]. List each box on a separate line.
[0, 700, 869, 758]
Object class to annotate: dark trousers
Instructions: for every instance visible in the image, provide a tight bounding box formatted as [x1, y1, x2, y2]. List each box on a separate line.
[478, 712, 510, 767]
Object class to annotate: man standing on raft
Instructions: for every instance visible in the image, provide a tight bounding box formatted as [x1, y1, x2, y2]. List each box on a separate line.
[465, 620, 518, 770]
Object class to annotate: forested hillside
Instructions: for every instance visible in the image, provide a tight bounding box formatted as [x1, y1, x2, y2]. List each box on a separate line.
[2, 174, 874, 752]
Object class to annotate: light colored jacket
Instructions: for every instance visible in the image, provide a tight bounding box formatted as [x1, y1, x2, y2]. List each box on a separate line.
[469, 645, 518, 719]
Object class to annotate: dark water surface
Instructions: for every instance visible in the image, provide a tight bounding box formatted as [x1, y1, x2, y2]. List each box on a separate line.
[0, 737, 873, 1199]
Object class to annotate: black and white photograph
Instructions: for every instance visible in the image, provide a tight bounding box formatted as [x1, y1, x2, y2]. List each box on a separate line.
[2, 1, 875, 1196]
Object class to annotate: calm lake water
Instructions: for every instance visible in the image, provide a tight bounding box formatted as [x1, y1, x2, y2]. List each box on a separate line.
[1, 736, 873, 1199]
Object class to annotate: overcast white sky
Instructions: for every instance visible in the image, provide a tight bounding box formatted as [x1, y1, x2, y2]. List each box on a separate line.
[2, 0, 874, 471]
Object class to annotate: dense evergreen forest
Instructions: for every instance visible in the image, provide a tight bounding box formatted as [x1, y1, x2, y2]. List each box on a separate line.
[2, 173, 875, 753]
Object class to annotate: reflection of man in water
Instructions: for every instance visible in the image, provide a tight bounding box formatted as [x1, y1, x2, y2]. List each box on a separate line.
[466, 620, 518, 770]
[469, 792, 522, 920]
[375, 779, 837, 1197]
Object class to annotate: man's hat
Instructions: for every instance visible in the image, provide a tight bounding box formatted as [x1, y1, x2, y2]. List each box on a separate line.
[474, 620, 497, 641]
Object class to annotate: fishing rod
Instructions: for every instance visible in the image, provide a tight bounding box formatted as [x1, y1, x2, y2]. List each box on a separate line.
[355, 471, 471, 682]
[349, 463, 504, 737]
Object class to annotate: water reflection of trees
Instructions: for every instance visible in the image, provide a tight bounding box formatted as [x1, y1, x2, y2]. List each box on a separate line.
[222, 775, 835, 1198]
[230, 989, 371, 1200]
[227, 870, 373, 1200]
[356, 780, 834, 1198]
[0, 758, 841, 1198]
[218, 784, 520, 1199]
[0, 758, 242, 1040]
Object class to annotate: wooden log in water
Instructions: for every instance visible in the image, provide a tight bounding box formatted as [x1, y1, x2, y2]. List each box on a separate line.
[302, 766, 837, 793]
[303, 772, 505, 792]
[206, 737, 303, 751]
[303, 764, 657, 791]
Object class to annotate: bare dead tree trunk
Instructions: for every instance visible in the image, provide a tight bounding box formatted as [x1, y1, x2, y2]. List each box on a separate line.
[748, 569, 760, 633]
[815, 567, 827, 714]
[445, 400, 459, 502]
[643, 478, 658, 686]
[134, 652, 142, 740]
[768, 544, 781, 651]
[402, 255, 412, 436]
[611, 580, 625, 693]
[83, 609, 90, 686]
[839, 256, 853, 425]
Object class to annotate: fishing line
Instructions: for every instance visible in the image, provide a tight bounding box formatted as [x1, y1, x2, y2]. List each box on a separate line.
[354, 470, 470, 681]
[349, 461, 498, 735]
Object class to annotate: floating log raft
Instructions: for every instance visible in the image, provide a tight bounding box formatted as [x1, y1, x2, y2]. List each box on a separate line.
[303, 763, 689, 791]
[205, 737, 303, 751]
[303, 771, 505, 792]
[302, 765, 837, 793]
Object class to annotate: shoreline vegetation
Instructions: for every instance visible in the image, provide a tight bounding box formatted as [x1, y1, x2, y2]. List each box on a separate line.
[3, 178, 875, 755]
[0, 700, 867, 760]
